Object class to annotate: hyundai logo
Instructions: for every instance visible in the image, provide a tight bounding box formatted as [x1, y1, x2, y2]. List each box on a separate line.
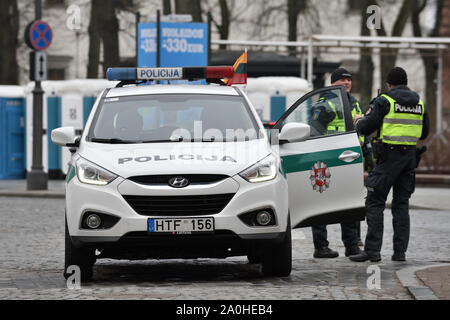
[168, 176, 190, 188]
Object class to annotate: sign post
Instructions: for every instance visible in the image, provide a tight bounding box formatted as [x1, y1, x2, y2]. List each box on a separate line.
[25, 0, 52, 190]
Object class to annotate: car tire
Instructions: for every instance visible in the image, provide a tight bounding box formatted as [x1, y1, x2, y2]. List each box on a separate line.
[261, 217, 292, 277]
[64, 218, 95, 282]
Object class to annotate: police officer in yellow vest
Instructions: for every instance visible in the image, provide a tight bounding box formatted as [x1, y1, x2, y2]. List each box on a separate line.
[310, 68, 366, 258]
[350, 67, 429, 262]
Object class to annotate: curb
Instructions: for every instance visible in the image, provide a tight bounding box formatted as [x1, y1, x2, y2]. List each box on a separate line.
[395, 263, 450, 300]
[0, 191, 64, 199]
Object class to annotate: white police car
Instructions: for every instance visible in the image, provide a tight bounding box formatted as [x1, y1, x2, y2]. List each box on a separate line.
[52, 66, 365, 281]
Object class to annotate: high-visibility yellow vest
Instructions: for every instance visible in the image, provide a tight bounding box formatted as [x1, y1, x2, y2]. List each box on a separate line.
[326, 101, 345, 133]
[351, 101, 365, 144]
[379, 94, 424, 146]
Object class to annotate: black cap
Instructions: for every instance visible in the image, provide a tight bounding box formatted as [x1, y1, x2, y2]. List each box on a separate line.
[386, 67, 408, 86]
[331, 68, 352, 83]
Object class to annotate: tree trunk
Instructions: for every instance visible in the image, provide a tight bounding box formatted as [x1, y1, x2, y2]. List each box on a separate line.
[87, 0, 121, 78]
[287, 0, 307, 56]
[369, 0, 411, 89]
[175, 0, 203, 22]
[218, 0, 230, 50]
[101, 0, 120, 77]
[87, 0, 102, 78]
[411, 0, 443, 131]
[163, 0, 172, 15]
[358, 0, 374, 111]
[423, 56, 437, 130]
[0, 0, 19, 85]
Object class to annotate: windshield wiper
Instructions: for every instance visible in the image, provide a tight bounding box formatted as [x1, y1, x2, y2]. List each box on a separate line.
[140, 139, 182, 143]
[90, 138, 137, 144]
[141, 136, 186, 143]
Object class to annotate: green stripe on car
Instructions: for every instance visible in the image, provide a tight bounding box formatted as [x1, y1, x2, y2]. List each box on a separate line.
[281, 146, 362, 174]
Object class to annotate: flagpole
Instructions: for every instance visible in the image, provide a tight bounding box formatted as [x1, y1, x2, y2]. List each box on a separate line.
[242, 48, 248, 93]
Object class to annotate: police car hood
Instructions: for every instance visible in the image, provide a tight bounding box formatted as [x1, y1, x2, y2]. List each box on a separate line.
[79, 139, 272, 178]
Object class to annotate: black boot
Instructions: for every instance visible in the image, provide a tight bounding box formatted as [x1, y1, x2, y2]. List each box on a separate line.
[313, 246, 339, 258]
[392, 252, 406, 261]
[345, 245, 363, 257]
[349, 250, 381, 262]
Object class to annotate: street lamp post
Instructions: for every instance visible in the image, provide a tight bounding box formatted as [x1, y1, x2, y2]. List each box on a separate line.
[27, 0, 48, 190]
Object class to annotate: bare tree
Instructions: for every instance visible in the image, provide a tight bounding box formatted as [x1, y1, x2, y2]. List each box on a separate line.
[175, 0, 203, 22]
[412, 0, 443, 131]
[87, 0, 136, 78]
[287, 0, 307, 55]
[205, 0, 257, 50]
[217, 0, 230, 49]
[207, 0, 231, 50]
[247, 2, 287, 41]
[358, 0, 375, 110]
[162, 0, 172, 15]
[368, 0, 412, 90]
[0, 0, 19, 85]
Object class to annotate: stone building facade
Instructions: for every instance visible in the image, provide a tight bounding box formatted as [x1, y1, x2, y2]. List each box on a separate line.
[14, 0, 449, 126]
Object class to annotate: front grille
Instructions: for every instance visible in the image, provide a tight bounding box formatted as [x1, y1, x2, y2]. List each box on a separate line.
[122, 193, 235, 216]
[128, 174, 229, 186]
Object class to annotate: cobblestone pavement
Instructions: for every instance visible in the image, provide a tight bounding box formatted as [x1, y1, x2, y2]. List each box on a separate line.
[0, 197, 449, 300]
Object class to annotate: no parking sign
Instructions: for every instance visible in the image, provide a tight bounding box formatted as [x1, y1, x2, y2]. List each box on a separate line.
[24, 20, 53, 51]
[25, 20, 52, 81]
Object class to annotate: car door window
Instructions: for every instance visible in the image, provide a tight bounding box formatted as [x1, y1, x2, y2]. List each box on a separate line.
[275, 86, 364, 228]
[281, 87, 352, 138]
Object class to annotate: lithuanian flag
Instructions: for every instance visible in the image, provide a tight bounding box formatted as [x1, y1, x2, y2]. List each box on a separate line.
[225, 50, 247, 86]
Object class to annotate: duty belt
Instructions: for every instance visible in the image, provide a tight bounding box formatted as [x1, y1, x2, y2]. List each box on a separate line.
[384, 144, 416, 151]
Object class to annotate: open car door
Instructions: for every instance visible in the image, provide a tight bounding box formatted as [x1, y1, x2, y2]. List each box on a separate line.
[273, 86, 365, 229]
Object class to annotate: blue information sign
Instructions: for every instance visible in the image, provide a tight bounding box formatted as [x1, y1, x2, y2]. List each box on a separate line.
[138, 22, 208, 68]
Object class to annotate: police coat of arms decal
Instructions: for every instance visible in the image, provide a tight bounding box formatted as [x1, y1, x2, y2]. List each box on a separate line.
[309, 161, 331, 193]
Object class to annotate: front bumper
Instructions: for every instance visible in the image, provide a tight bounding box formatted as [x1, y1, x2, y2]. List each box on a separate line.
[71, 230, 287, 260]
[66, 173, 289, 256]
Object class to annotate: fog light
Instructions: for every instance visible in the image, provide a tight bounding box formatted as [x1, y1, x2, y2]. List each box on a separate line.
[86, 214, 101, 229]
[256, 211, 272, 226]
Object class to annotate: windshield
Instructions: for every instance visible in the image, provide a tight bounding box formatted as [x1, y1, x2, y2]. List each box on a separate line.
[87, 94, 261, 143]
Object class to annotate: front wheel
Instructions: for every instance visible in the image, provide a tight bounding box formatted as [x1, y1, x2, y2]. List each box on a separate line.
[64, 219, 95, 281]
[261, 218, 292, 277]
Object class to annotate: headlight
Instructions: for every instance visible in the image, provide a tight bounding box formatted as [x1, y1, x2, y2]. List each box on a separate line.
[76, 157, 117, 186]
[239, 154, 278, 183]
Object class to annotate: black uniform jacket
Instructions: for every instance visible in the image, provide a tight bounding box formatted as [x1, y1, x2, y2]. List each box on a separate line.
[355, 85, 430, 141]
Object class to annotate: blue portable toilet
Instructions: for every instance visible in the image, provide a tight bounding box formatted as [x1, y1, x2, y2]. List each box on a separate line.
[83, 96, 97, 126]
[25, 80, 115, 179]
[0, 86, 26, 179]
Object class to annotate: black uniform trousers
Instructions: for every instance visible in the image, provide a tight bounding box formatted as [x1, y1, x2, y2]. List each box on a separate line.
[312, 222, 359, 249]
[364, 147, 416, 253]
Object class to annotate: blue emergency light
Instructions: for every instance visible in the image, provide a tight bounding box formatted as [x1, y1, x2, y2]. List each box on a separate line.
[106, 68, 139, 81]
[106, 66, 234, 82]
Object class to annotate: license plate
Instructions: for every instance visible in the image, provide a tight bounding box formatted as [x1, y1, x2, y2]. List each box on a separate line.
[148, 217, 215, 234]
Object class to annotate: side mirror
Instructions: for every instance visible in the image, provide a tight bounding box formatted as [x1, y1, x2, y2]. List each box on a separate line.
[279, 123, 310, 144]
[51, 127, 79, 147]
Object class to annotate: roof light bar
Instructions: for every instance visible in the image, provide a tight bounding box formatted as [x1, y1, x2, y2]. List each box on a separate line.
[106, 66, 234, 82]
